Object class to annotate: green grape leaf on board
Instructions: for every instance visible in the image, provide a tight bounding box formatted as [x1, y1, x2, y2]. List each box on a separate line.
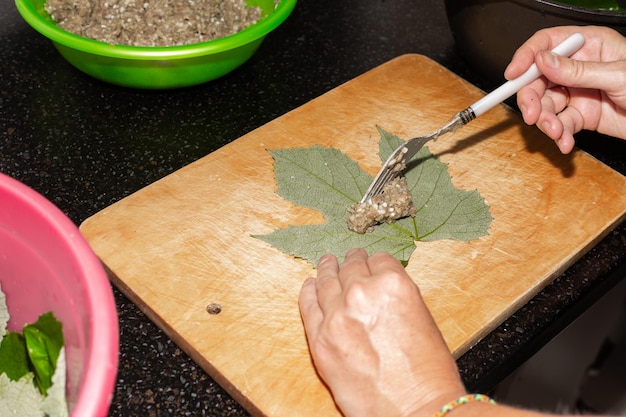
[255, 127, 492, 265]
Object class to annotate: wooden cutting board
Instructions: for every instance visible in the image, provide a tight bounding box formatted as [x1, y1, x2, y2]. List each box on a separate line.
[80, 55, 626, 417]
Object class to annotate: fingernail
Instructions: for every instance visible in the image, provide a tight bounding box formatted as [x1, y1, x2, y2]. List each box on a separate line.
[541, 51, 560, 69]
[317, 254, 332, 266]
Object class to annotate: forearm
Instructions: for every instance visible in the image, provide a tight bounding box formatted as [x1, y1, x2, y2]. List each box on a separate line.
[414, 396, 622, 417]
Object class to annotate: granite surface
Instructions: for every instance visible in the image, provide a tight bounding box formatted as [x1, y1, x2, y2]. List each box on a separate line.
[1, 0, 625, 415]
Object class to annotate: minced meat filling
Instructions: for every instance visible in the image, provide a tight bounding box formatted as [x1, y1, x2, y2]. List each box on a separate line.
[44, 0, 263, 47]
[347, 177, 416, 234]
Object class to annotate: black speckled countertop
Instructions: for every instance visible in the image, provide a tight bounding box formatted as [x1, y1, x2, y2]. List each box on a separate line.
[2, 0, 625, 415]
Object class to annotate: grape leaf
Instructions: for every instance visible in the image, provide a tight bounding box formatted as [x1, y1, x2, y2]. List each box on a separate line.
[255, 127, 492, 265]
[42, 347, 68, 417]
[23, 312, 64, 396]
[0, 283, 68, 416]
[0, 286, 8, 340]
[0, 332, 30, 381]
[0, 373, 44, 417]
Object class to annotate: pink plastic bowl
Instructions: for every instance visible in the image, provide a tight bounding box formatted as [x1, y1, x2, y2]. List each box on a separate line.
[0, 173, 118, 417]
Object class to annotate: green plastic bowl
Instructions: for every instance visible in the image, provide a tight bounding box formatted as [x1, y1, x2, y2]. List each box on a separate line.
[15, 0, 296, 89]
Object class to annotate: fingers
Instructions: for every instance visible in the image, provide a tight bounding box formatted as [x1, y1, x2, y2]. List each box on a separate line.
[506, 27, 598, 151]
[299, 254, 342, 338]
[299, 249, 371, 335]
[535, 50, 625, 94]
[504, 26, 580, 80]
[298, 277, 323, 341]
[515, 78, 543, 125]
[532, 109, 578, 154]
[513, 46, 581, 126]
[367, 251, 406, 277]
[299, 249, 383, 321]
[514, 50, 599, 154]
[338, 248, 371, 286]
[526, 85, 579, 154]
[552, 106, 583, 154]
[314, 253, 343, 312]
[536, 86, 569, 131]
[299, 250, 412, 334]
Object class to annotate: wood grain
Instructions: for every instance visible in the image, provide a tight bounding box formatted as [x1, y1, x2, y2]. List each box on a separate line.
[80, 55, 626, 417]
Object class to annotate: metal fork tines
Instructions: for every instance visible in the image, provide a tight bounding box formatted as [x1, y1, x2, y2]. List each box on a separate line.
[359, 109, 472, 204]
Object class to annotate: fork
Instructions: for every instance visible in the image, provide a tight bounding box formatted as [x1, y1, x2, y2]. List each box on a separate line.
[360, 32, 585, 204]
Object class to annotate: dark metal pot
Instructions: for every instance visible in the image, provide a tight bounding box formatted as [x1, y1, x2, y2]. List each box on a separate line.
[445, 0, 626, 84]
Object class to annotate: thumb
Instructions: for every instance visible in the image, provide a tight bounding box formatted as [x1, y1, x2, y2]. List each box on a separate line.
[536, 50, 616, 92]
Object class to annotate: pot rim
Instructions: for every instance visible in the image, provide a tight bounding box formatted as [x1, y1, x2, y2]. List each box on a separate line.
[518, 0, 626, 18]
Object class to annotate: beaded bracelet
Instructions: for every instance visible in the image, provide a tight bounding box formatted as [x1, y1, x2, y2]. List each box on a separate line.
[434, 394, 496, 417]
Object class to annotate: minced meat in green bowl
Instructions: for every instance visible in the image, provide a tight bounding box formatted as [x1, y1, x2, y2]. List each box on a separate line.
[14, 0, 297, 89]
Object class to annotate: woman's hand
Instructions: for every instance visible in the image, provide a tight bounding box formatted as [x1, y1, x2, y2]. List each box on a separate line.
[504, 26, 626, 153]
[298, 249, 466, 417]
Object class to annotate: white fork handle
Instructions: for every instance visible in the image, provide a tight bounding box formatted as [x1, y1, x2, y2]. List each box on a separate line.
[470, 32, 585, 118]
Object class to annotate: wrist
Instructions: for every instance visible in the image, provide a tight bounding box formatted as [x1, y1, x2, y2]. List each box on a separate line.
[409, 389, 467, 417]
[434, 394, 496, 417]
[410, 392, 497, 417]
